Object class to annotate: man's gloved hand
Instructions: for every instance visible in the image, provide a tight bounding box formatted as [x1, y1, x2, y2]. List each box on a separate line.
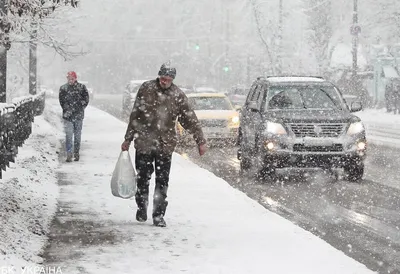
[198, 143, 207, 156]
[121, 140, 131, 151]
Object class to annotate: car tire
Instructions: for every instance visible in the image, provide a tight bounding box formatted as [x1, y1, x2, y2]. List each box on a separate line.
[240, 154, 251, 173]
[239, 146, 252, 177]
[256, 162, 276, 183]
[344, 162, 364, 182]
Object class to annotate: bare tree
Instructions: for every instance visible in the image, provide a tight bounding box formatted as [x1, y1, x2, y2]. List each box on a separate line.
[249, 0, 277, 75]
[304, 0, 333, 74]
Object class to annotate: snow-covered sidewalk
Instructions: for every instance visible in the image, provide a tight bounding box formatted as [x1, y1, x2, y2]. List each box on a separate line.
[0, 116, 60, 271]
[0, 102, 374, 274]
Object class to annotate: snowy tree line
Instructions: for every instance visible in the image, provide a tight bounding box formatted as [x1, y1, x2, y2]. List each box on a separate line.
[1, 0, 78, 102]
[4, 0, 400, 97]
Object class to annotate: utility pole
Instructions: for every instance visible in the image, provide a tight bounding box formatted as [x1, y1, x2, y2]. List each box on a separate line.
[29, 20, 38, 95]
[0, 0, 8, 103]
[351, 0, 362, 99]
[351, 0, 359, 79]
[277, 0, 283, 74]
[224, 5, 230, 87]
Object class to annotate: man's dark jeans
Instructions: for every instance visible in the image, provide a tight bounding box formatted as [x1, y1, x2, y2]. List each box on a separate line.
[135, 150, 172, 219]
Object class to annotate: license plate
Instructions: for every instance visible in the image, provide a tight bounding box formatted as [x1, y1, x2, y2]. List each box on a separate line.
[303, 137, 333, 146]
[203, 127, 225, 133]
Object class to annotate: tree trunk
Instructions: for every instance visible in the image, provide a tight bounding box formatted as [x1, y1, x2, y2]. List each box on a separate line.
[0, 0, 7, 103]
[29, 21, 38, 95]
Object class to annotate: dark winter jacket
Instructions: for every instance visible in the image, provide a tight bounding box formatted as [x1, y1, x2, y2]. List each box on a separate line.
[124, 78, 205, 154]
[59, 82, 89, 121]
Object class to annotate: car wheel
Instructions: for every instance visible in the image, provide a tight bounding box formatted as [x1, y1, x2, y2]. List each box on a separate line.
[240, 152, 251, 170]
[239, 147, 252, 176]
[344, 162, 364, 182]
[240, 156, 251, 171]
[256, 161, 277, 183]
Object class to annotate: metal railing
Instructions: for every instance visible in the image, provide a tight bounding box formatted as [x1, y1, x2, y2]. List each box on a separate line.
[0, 92, 45, 179]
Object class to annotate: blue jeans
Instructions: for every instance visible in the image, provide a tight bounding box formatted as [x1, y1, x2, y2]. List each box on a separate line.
[64, 119, 83, 154]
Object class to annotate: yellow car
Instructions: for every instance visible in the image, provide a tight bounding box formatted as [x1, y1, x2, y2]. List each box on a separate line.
[177, 93, 240, 145]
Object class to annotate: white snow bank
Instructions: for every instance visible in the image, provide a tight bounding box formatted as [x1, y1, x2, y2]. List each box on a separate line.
[0, 116, 60, 270]
[357, 109, 400, 148]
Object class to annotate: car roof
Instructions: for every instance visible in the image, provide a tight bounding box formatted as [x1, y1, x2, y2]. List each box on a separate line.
[194, 87, 218, 92]
[187, 92, 227, 98]
[265, 76, 325, 83]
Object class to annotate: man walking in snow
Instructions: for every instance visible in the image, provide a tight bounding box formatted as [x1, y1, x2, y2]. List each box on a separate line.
[392, 78, 400, 114]
[385, 79, 395, 113]
[59, 71, 90, 162]
[121, 63, 207, 227]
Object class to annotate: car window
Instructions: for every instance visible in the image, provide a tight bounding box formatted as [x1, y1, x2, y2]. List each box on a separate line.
[189, 97, 233, 110]
[265, 86, 343, 110]
[250, 85, 263, 102]
[246, 84, 257, 103]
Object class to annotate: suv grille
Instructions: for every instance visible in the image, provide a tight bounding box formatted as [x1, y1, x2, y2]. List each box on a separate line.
[200, 119, 227, 128]
[288, 123, 346, 138]
[293, 144, 343, 152]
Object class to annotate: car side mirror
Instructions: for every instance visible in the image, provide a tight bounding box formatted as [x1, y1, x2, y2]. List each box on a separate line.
[350, 101, 362, 112]
[234, 105, 242, 111]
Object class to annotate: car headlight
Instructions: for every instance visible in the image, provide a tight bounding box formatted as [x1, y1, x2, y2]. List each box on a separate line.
[231, 116, 240, 124]
[265, 122, 287, 135]
[347, 122, 364, 135]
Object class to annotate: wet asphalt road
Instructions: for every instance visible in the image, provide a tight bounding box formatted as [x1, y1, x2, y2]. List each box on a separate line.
[92, 94, 400, 274]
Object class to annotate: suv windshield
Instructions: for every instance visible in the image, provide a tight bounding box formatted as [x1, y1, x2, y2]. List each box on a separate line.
[189, 97, 232, 110]
[265, 85, 343, 110]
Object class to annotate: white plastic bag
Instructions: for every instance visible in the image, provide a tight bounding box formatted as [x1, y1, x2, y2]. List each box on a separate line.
[110, 151, 137, 199]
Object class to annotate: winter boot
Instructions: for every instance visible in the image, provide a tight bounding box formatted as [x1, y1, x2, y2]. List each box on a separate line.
[153, 200, 168, 227]
[153, 215, 166, 227]
[74, 152, 80, 161]
[135, 195, 149, 222]
[136, 207, 148, 222]
[66, 152, 73, 162]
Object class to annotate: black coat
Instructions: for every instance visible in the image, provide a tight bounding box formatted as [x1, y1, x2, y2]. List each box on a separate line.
[59, 82, 89, 121]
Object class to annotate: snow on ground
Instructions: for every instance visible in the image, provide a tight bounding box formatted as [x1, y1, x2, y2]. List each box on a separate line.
[357, 109, 400, 148]
[39, 101, 374, 273]
[0, 103, 10, 109]
[0, 116, 60, 271]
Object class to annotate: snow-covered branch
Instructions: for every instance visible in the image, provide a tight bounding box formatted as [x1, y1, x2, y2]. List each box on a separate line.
[249, 0, 276, 74]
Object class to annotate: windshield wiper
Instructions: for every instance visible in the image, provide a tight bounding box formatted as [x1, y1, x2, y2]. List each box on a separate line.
[298, 91, 308, 109]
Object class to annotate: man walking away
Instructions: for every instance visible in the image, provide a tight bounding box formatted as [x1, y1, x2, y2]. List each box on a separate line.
[59, 71, 90, 162]
[392, 78, 400, 114]
[385, 79, 394, 113]
[121, 63, 207, 227]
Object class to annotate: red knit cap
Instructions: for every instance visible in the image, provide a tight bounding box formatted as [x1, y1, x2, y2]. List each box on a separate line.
[67, 71, 77, 79]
